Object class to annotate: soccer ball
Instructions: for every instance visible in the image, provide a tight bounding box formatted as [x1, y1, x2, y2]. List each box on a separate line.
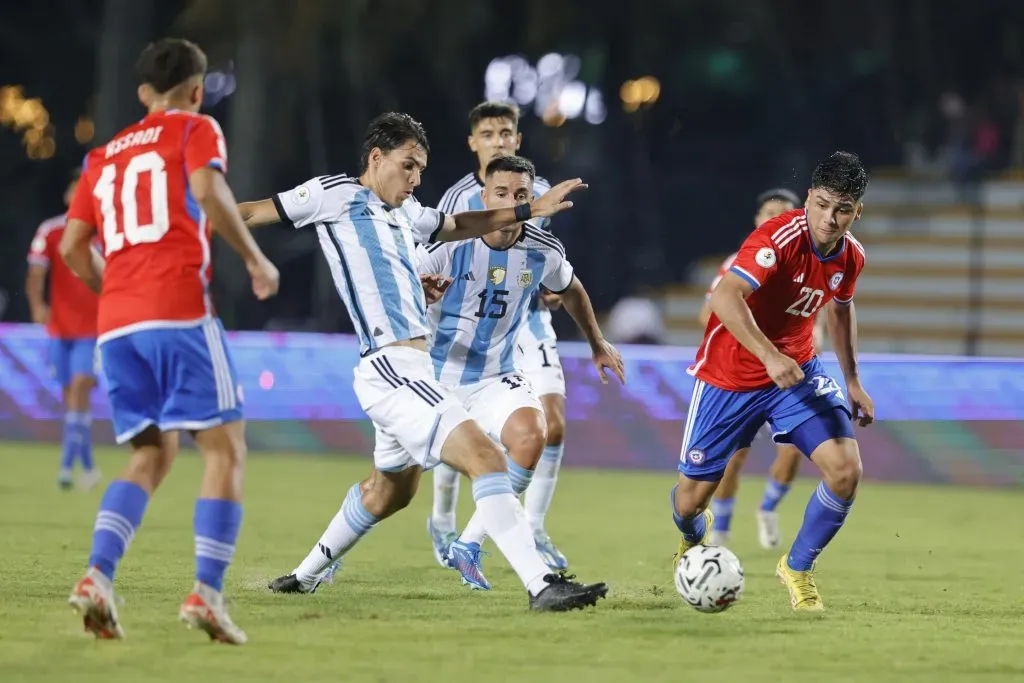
[674, 545, 745, 613]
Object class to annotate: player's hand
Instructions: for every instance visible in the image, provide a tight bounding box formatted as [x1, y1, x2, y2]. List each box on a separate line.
[763, 349, 804, 389]
[31, 305, 50, 326]
[530, 178, 588, 218]
[420, 273, 452, 305]
[247, 255, 280, 300]
[540, 290, 563, 311]
[592, 339, 625, 385]
[846, 379, 874, 427]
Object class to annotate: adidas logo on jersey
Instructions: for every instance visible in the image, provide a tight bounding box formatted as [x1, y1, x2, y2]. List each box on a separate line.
[793, 273, 805, 283]
[462, 272, 476, 281]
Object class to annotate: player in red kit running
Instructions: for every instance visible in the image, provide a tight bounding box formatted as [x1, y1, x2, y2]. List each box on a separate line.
[60, 38, 279, 644]
[25, 168, 102, 490]
[698, 188, 827, 550]
[671, 152, 874, 611]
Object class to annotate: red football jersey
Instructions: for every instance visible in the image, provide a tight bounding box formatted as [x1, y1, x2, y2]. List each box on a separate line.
[67, 109, 227, 341]
[690, 209, 865, 390]
[26, 214, 100, 339]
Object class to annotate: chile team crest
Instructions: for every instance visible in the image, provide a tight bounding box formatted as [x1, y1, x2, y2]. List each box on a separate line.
[829, 272, 844, 290]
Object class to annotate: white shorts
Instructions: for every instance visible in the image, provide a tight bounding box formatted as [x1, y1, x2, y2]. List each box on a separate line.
[352, 346, 471, 472]
[450, 372, 544, 444]
[516, 326, 565, 398]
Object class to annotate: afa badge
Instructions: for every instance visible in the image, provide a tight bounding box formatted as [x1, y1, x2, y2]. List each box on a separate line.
[518, 271, 533, 288]
[291, 185, 310, 204]
[488, 266, 507, 285]
[829, 272, 844, 290]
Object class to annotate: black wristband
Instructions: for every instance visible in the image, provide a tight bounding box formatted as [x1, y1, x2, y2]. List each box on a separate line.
[514, 203, 532, 222]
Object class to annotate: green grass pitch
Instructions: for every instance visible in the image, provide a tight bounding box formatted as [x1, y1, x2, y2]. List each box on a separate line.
[1, 442, 1022, 683]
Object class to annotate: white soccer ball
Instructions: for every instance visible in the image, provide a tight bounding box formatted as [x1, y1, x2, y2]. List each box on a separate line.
[674, 545, 745, 613]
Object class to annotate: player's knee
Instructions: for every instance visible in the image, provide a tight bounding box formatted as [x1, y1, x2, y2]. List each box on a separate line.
[502, 409, 546, 470]
[819, 440, 862, 499]
[125, 427, 175, 492]
[540, 396, 565, 446]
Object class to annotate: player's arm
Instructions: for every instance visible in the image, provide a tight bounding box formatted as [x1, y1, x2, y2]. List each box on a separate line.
[697, 298, 713, 328]
[59, 219, 103, 293]
[432, 178, 586, 242]
[559, 277, 625, 385]
[827, 299, 873, 425]
[709, 272, 804, 388]
[236, 198, 284, 229]
[414, 243, 453, 305]
[25, 263, 49, 324]
[59, 176, 104, 293]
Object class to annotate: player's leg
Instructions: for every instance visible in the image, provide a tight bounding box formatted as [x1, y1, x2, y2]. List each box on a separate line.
[672, 380, 765, 566]
[755, 443, 803, 549]
[49, 339, 76, 488]
[150, 319, 250, 644]
[69, 333, 174, 639]
[427, 463, 461, 565]
[708, 447, 749, 545]
[767, 358, 860, 611]
[67, 338, 100, 488]
[440, 419, 607, 610]
[271, 434, 421, 594]
[521, 339, 570, 568]
[450, 375, 547, 588]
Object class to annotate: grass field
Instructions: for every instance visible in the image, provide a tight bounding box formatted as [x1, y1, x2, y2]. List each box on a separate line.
[1, 441, 1022, 683]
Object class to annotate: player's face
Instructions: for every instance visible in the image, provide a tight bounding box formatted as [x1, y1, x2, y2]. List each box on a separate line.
[805, 188, 863, 249]
[754, 199, 795, 227]
[468, 117, 521, 173]
[371, 140, 428, 206]
[481, 170, 533, 243]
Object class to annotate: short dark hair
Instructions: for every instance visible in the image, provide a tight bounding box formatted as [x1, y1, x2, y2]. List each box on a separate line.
[484, 155, 536, 182]
[810, 151, 869, 202]
[756, 187, 800, 211]
[137, 38, 208, 94]
[468, 101, 520, 132]
[360, 112, 430, 173]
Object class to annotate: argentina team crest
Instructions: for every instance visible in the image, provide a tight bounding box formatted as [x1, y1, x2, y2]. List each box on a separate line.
[488, 266, 507, 285]
[829, 272, 844, 290]
[518, 271, 533, 288]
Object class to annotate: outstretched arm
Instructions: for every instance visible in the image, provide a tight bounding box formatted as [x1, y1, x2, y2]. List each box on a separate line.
[433, 178, 586, 242]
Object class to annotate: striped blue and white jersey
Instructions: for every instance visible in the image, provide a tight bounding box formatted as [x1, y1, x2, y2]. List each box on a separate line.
[437, 172, 558, 343]
[416, 225, 574, 386]
[274, 174, 445, 355]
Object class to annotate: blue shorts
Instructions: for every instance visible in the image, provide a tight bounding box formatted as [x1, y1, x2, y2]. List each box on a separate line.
[100, 318, 244, 444]
[48, 338, 99, 387]
[679, 357, 853, 480]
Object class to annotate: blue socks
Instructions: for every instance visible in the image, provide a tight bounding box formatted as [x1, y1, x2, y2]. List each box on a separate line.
[89, 481, 150, 580]
[506, 456, 534, 496]
[710, 497, 735, 532]
[760, 476, 791, 512]
[194, 499, 243, 592]
[670, 484, 707, 543]
[787, 481, 854, 571]
[61, 412, 95, 473]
